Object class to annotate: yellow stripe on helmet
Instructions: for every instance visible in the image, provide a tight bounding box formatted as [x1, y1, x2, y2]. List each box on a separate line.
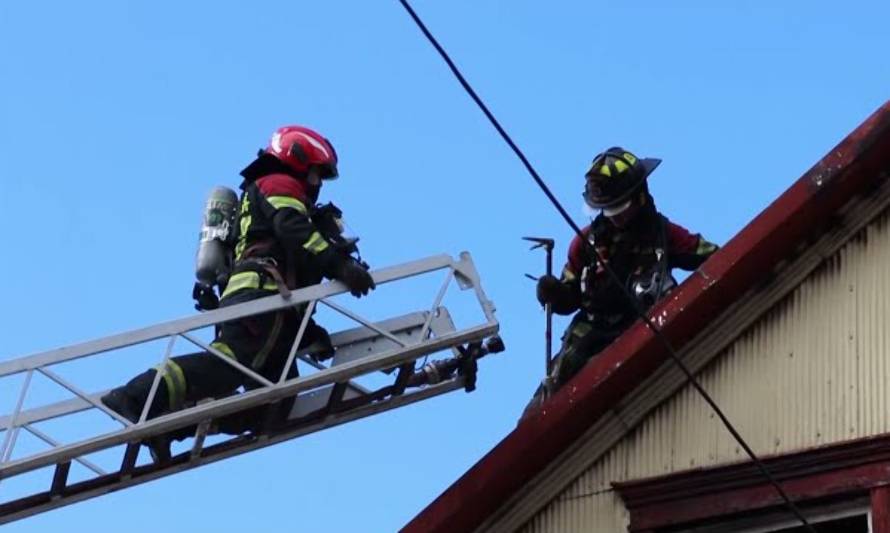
[613, 159, 630, 173]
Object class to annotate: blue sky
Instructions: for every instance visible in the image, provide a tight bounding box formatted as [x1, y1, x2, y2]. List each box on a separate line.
[1, 1, 888, 531]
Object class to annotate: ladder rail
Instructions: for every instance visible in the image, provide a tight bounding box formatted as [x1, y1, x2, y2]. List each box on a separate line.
[0, 253, 472, 378]
[0, 378, 466, 525]
[0, 322, 496, 480]
[0, 309, 449, 430]
[0, 252, 501, 528]
[0, 253, 498, 479]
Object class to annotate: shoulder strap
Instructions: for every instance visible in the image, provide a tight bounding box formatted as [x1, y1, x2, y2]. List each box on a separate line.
[654, 213, 671, 299]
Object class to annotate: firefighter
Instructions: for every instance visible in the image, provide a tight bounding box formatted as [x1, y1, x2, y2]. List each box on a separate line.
[533, 147, 718, 401]
[101, 125, 376, 461]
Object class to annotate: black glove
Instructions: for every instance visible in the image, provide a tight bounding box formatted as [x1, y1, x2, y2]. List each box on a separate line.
[192, 282, 220, 311]
[535, 275, 581, 314]
[535, 275, 562, 305]
[337, 260, 376, 298]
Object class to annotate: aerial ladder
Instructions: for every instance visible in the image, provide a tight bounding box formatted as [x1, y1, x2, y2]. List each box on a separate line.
[0, 252, 502, 524]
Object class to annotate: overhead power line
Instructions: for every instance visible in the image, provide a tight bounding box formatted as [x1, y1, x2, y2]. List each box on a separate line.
[394, 1, 815, 530]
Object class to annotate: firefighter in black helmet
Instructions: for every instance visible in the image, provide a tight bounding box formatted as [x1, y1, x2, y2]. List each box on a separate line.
[527, 147, 718, 411]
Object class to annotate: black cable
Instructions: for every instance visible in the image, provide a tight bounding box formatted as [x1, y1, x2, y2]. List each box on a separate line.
[395, 1, 815, 530]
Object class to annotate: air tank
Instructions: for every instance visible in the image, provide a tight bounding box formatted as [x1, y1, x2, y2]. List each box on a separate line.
[195, 186, 239, 288]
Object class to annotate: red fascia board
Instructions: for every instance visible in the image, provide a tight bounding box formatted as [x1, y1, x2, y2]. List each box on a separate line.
[403, 101, 890, 533]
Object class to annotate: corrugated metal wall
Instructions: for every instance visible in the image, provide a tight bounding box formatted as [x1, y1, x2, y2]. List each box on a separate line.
[521, 208, 890, 532]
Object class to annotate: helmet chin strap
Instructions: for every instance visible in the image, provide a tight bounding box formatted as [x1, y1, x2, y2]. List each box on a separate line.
[306, 167, 324, 186]
[304, 168, 324, 203]
[602, 199, 633, 217]
[305, 182, 322, 203]
[604, 188, 652, 228]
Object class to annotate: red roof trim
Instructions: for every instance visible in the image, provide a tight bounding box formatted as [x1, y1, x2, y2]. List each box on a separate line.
[403, 101, 890, 533]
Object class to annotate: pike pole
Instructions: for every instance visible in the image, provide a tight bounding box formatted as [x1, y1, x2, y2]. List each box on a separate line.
[523, 237, 555, 376]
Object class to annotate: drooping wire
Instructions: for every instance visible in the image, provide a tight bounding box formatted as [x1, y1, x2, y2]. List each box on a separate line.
[394, 1, 815, 530]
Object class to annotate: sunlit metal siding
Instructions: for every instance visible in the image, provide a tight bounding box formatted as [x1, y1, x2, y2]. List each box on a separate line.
[856, 218, 890, 438]
[522, 446, 629, 533]
[519, 210, 890, 532]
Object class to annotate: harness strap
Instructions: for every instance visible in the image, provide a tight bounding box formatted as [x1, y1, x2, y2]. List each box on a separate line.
[239, 239, 293, 298]
[261, 263, 292, 299]
[241, 239, 276, 262]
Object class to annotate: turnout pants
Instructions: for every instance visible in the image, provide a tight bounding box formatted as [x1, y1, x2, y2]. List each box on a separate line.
[111, 287, 327, 439]
[549, 313, 633, 389]
[520, 312, 633, 420]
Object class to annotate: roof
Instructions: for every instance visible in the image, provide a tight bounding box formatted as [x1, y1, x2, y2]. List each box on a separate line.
[403, 100, 890, 533]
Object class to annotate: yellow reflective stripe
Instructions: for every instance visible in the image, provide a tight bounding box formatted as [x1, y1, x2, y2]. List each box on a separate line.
[161, 373, 177, 410]
[235, 195, 251, 260]
[569, 319, 593, 338]
[210, 341, 237, 360]
[267, 195, 308, 213]
[598, 164, 611, 177]
[303, 231, 330, 254]
[221, 272, 257, 297]
[220, 271, 278, 299]
[696, 238, 718, 256]
[252, 312, 283, 369]
[168, 360, 187, 397]
[234, 218, 250, 260]
[613, 159, 629, 173]
[622, 152, 637, 165]
[561, 267, 577, 282]
[158, 360, 186, 410]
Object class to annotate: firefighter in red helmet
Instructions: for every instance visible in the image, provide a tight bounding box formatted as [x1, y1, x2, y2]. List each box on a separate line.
[102, 125, 375, 461]
[528, 147, 718, 411]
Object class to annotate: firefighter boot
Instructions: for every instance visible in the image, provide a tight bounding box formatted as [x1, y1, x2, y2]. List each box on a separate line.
[303, 322, 335, 363]
[101, 388, 141, 423]
[101, 385, 173, 464]
[145, 435, 172, 464]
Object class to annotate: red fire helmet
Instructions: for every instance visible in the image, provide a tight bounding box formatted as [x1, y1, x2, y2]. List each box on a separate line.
[265, 125, 339, 179]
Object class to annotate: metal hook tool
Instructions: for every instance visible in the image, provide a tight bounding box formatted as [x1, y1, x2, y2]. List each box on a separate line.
[523, 236, 555, 375]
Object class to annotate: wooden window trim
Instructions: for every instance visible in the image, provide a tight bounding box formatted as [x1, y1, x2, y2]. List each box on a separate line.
[613, 433, 890, 532]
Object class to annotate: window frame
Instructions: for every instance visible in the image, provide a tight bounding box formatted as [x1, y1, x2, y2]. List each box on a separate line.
[676, 502, 870, 533]
[612, 433, 890, 533]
